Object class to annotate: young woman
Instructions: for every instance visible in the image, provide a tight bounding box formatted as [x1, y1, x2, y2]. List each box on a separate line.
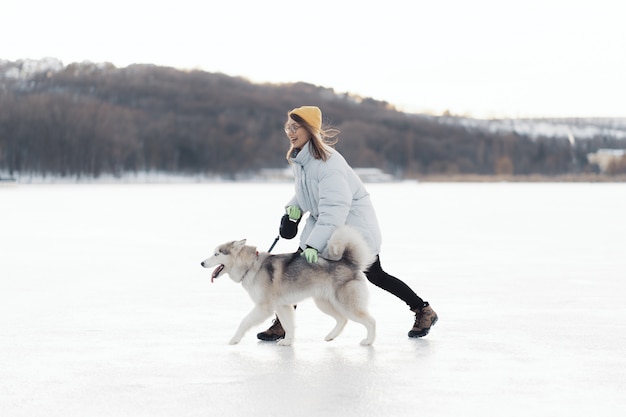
[257, 106, 437, 341]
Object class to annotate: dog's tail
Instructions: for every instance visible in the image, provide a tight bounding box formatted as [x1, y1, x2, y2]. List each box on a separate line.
[327, 226, 377, 271]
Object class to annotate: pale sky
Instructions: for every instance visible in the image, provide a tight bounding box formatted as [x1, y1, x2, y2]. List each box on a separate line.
[3, 0, 626, 118]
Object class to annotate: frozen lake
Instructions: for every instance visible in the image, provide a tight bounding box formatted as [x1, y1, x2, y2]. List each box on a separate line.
[1, 181, 625, 417]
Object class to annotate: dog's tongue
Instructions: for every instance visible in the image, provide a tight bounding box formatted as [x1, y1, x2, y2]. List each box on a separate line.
[211, 264, 225, 283]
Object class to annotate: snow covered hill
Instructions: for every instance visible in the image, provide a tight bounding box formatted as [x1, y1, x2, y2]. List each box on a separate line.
[2, 58, 625, 143]
[431, 115, 626, 141]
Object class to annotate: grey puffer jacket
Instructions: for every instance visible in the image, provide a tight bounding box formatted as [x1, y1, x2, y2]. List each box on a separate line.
[286, 142, 382, 257]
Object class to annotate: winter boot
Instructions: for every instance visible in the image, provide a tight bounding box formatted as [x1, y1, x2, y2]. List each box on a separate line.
[256, 316, 285, 341]
[408, 304, 438, 338]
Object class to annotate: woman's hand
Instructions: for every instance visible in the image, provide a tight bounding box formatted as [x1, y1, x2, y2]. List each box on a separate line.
[286, 205, 302, 220]
[302, 247, 318, 263]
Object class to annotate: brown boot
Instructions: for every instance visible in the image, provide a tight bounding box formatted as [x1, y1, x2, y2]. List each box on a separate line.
[408, 304, 438, 338]
[256, 316, 285, 341]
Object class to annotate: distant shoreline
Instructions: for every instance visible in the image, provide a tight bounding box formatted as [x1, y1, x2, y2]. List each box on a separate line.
[3, 173, 626, 184]
[412, 174, 626, 183]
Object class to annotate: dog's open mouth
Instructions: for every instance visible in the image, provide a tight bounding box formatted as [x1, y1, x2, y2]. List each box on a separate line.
[211, 264, 225, 283]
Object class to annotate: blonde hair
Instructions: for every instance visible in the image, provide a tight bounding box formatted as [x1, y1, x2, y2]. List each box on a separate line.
[285, 113, 340, 162]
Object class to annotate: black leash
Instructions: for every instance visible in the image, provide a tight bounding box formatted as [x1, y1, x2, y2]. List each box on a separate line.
[267, 235, 280, 253]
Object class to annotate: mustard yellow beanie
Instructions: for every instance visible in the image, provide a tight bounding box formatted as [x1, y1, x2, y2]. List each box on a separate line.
[289, 106, 322, 134]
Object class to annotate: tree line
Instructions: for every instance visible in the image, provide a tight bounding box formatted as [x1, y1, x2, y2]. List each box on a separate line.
[1, 61, 624, 179]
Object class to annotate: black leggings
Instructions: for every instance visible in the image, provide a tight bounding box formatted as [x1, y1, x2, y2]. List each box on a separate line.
[365, 255, 425, 311]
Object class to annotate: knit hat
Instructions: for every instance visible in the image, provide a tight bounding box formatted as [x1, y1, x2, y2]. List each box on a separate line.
[289, 106, 322, 134]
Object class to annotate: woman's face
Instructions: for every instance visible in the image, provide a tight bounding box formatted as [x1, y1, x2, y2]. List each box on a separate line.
[284, 118, 310, 149]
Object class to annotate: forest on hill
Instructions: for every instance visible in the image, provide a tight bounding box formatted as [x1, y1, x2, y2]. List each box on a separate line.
[1, 60, 625, 180]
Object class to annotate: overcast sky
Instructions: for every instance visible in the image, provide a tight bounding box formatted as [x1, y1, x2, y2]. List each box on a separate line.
[3, 0, 625, 119]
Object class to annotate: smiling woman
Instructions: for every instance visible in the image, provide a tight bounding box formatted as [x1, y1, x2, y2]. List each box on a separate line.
[254, 105, 439, 342]
[284, 106, 338, 161]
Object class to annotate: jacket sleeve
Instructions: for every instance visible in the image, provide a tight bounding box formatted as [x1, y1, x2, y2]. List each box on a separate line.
[285, 195, 301, 213]
[304, 168, 351, 252]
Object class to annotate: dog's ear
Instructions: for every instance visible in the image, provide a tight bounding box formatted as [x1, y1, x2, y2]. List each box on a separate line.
[234, 239, 246, 247]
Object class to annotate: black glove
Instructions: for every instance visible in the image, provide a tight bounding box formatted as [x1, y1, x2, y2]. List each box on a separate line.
[279, 214, 300, 239]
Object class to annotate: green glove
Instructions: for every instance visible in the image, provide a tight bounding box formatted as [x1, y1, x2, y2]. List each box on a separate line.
[286, 205, 302, 221]
[302, 247, 318, 263]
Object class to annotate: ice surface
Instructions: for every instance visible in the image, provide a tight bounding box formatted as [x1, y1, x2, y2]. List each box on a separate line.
[1, 182, 625, 417]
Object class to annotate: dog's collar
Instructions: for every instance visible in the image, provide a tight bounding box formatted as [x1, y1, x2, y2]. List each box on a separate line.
[241, 251, 259, 282]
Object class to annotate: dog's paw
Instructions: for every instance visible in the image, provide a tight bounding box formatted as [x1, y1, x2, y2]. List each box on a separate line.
[229, 337, 241, 345]
[360, 338, 374, 346]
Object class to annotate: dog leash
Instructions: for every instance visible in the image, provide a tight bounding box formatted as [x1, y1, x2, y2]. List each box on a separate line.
[267, 235, 280, 253]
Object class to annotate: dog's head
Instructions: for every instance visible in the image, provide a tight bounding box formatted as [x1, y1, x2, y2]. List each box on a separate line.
[201, 239, 246, 283]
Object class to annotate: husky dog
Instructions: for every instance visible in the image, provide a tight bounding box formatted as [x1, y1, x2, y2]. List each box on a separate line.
[201, 226, 377, 346]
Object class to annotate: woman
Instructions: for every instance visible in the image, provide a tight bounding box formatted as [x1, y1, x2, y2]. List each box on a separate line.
[257, 106, 437, 341]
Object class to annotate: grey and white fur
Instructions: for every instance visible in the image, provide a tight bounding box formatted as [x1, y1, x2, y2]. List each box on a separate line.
[201, 226, 377, 346]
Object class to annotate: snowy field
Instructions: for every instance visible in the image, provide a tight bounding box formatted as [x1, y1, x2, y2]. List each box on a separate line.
[1, 182, 625, 417]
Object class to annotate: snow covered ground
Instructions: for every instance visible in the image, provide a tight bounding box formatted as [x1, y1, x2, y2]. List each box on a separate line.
[1, 182, 625, 417]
